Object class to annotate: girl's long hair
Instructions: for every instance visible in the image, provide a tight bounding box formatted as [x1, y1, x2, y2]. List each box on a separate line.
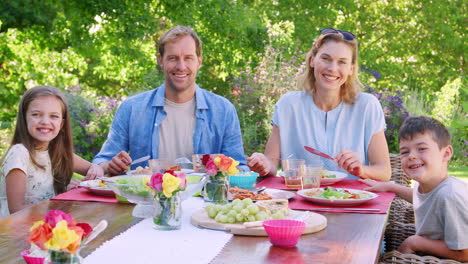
[298, 33, 363, 104]
[8, 85, 74, 194]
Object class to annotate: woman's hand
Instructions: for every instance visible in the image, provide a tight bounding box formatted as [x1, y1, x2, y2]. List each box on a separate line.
[83, 163, 104, 181]
[67, 179, 81, 191]
[247, 153, 272, 176]
[335, 150, 365, 178]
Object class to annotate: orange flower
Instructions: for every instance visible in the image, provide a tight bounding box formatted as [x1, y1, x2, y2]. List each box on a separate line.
[218, 156, 233, 172]
[28, 221, 53, 250]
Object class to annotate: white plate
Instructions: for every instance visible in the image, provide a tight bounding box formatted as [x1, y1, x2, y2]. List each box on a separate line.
[228, 188, 295, 201]
[79, 180, 115, 197]
[297, 188, 378, 206]
[320, 171, 347, 185]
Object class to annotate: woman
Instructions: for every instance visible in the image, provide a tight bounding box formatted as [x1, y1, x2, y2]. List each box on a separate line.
[248, 29, 391, 181]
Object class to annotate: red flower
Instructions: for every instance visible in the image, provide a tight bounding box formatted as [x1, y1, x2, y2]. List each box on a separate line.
[201, 154, 211, 166]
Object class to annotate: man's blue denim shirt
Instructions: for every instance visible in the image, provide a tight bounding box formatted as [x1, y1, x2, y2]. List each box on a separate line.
[93, 84, 248, 170]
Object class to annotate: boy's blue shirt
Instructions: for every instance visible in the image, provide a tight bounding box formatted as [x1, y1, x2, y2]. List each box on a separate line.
[93, 84, 247, 170]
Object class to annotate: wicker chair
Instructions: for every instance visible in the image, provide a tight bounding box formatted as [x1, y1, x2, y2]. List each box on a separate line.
[381, 250, 464, 264]
[381, 155, 463, 264]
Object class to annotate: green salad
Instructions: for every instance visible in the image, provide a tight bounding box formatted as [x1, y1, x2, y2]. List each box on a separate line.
[114, 177, 152, 197]
[314, 187, 353, 200]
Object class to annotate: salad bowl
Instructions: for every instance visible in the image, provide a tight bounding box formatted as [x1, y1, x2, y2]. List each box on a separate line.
[105, 174, 207, 218]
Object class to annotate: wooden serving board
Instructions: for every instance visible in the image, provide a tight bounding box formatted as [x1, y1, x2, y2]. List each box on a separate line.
[191, 209, 327, 236]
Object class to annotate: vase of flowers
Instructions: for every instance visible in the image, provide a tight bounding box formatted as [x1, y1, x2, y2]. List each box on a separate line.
[25, 210, 93, 264]
[147, 170, 186, 230]
[200, 154, 240, 204]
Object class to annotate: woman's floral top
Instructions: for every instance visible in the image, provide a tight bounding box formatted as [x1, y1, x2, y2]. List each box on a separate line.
[0, 144, 54, 217]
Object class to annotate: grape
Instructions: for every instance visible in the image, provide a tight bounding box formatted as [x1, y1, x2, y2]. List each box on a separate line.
[232, 204, 244, 213]
[236, 213, 244, 222]
[222, 205, 232, 214]
[215, 213, 224, 222]
[272, 211, 285, 219]
[218, 214, 228, 223]
[226, 216, 236, 224]
[240, 208, 249, 217]
[255, 211, 269, 221]
[232, 199, 243, 207]
[246, 204, 259, 214]
[207, 208, 217, 218]
[247, 215, 256, 222]
[242, 198, 253, 206]
[205, 204, 215, 214]
[227, 210, 237, 218]
[214, 204, 224, 212]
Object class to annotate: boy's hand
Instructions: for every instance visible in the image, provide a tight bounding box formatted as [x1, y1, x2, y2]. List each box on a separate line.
[359, 179, 392, 192]
[399, 235, 426, 254]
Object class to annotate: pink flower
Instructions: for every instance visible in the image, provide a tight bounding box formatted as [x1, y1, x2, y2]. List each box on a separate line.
[205, 160, 218, 176]
[44, 210, 73, 227]
[178, 173, 187, 189]
[148, 173, 164, 191]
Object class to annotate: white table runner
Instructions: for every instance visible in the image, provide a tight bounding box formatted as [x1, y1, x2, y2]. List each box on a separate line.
[83, 197, 233, 264]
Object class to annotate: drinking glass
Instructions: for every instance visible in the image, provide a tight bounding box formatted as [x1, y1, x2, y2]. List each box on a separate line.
[148, 159, 174, 173]
[281, 159, 305, 189]
[302, 160, 322, 189]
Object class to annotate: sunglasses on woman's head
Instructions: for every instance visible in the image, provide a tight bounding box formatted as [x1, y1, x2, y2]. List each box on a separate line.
[321, 28, 355, 41]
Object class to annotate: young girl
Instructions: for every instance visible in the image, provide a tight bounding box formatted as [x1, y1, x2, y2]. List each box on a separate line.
[0, 85, 103, 217]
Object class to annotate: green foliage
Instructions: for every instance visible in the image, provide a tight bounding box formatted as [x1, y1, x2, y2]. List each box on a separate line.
[228, 31, 305, 154]
[0, 0, 465, 164]
[447, 84, 467, 165]
[65, 87, 120, 161]
[366, 88, 409, 154]
[432, 78, 462, 122]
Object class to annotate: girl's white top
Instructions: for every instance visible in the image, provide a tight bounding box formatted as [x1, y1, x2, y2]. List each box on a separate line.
[0, 144, 54, 217]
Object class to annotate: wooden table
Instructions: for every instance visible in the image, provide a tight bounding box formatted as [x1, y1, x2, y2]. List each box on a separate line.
[0, 199, 388, 264]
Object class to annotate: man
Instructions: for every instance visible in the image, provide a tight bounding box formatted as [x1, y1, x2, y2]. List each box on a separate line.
[93, 26, 246, 175]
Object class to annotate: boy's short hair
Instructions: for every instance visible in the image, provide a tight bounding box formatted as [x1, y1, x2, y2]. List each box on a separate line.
[399, 116, 451, 149]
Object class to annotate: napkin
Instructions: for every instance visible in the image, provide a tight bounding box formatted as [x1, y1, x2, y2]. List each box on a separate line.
[256, 177, 395, 214]
[51, 188, 119, 203]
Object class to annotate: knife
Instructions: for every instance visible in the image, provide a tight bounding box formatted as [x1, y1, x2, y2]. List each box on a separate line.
[304, 146, 335, 161]
[310, 208, 380, 212]
[130, 155, 151, 165]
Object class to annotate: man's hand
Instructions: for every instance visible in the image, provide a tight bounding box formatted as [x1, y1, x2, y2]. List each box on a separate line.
[107, 151, 132, 176]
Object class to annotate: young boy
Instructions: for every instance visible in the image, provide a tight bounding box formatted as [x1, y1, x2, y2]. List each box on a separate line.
[362, 116, 468, 262]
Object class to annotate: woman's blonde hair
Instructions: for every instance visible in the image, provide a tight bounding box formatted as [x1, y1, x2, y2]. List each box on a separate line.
[298, 32, 363, 104]
[8, 85, 74, 194]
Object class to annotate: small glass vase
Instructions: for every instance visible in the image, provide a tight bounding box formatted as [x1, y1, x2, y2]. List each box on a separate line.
[203, 177, 229, 204]
[47, 249, 82, 264]
[153, 193, 182, 230]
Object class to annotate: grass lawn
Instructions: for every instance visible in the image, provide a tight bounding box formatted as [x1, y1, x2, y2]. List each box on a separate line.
[449, 164, 468, 183]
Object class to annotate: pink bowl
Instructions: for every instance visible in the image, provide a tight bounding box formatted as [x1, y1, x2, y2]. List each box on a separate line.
[21, 250, 47, 264]
[263, 219, 306, 247]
